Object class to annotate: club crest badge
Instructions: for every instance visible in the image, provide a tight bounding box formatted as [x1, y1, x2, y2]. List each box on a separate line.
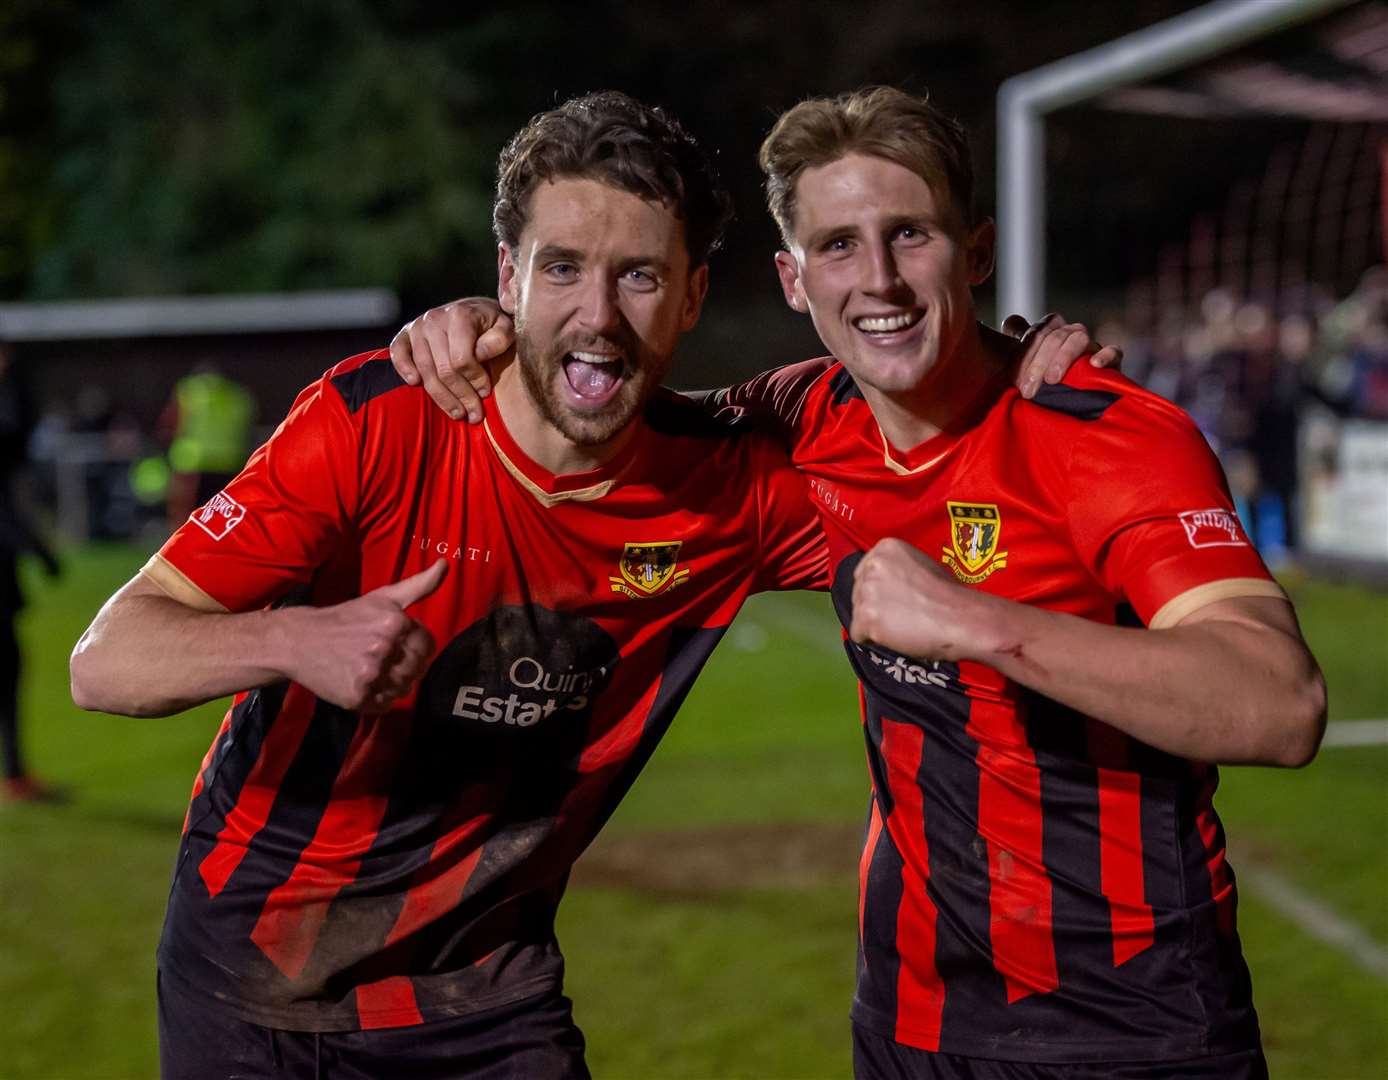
[610, 541, 690, 599]
[941, 501, 1008, 584]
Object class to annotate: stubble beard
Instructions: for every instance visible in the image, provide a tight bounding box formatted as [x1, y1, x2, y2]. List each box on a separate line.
[514, 321, 668, 448]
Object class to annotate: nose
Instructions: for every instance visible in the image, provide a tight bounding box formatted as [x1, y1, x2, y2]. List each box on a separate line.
[863, 241, 905, 297]
[576, 277, 622, 335]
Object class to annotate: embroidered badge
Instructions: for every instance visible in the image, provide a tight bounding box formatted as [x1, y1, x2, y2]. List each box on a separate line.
[609, 541, 690, 599]
[941, 501, 1008, 584]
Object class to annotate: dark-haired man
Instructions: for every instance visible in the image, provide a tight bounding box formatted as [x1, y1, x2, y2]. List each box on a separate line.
[72, 91, 830, 1079]
[395, 87, 1325, 1080]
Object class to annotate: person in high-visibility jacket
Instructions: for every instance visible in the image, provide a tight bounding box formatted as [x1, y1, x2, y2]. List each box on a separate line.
[161, 365, 255, 528]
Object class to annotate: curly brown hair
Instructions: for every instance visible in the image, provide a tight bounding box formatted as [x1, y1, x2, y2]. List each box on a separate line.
[493, 91, 733, 268]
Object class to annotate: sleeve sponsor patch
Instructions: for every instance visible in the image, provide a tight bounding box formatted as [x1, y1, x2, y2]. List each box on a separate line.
[190, 491, 247, 541]
[1178, 508, 1247, 549]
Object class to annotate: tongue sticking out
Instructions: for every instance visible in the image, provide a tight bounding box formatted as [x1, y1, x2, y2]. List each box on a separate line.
[564, 355, 621, 400]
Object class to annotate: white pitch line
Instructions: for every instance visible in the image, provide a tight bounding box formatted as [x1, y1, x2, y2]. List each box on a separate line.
[1321, 719, 1388, 748]
[1236, 859, 1388, 982]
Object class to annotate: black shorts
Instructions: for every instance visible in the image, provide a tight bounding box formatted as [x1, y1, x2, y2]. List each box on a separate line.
[851, 1024, 1268, 1080]
[158, 971, 590, 1080]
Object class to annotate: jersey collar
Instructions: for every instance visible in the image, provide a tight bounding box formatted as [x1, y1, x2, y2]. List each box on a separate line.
[877, 369, 1011, 476]
[482, 405, 645, 507]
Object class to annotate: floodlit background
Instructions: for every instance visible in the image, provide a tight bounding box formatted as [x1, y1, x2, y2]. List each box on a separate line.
[1, 2, 1385, 1077]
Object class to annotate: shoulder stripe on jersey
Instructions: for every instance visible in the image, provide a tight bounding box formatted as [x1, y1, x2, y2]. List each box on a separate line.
[141, 553, 227, 612]
[1030, 384, 1120, 420]
[830, 367, 865, 405]
[331, 359, 407, 414]
[1148, 577, 1286, 629]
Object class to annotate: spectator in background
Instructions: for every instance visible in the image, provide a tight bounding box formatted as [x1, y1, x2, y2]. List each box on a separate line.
[158, 362, 255, 528]
[1315, 266, 1388, 419]
[0, 336, 61, 802]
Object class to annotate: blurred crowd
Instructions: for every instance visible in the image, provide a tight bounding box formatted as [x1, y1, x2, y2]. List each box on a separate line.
[1102, 267, 1388, 565]
[27, 366, 255, 543]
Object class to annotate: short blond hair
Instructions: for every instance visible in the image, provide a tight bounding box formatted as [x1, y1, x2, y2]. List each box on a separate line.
[758, 86, 975, 247]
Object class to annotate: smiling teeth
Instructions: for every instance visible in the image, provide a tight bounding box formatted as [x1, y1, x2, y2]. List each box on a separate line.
[855, 313, 918, 332]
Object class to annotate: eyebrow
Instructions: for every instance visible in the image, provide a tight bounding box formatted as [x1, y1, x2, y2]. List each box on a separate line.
[804, 213, 941, 252]
[803, 224, 857, 251]
[534, 244, 672, 276]
[535, 244, 585, 264]
[616, 255, 672, 276]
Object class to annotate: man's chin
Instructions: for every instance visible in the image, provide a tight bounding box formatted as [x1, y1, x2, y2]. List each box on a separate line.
[549, 394, 642, 448]
[838, 346, 940, 396]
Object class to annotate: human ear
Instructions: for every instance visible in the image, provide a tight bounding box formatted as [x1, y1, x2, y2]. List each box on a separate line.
[680, 264, 710, 332]
[966, 219, 996, 287]
[497, 243, 519, 315]
[775, 250, 809, 313]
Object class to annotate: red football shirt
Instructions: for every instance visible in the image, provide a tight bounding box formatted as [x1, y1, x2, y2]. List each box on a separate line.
[145, 350, 828, 1031]
[712, 357, 1284, 1063]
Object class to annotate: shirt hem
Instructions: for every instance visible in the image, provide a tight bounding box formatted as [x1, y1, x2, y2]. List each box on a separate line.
[157, 962, 563, 1033]
[849, 999, 1261, 1064]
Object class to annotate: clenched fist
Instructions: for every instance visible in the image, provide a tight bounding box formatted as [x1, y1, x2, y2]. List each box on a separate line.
[286, 560, 448, 712]
[850, 538, 985, 663]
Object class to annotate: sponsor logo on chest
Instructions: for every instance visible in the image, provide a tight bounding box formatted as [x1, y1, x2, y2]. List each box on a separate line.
[941, 501, 1009, 584]
[411, 533, 493, 563]
[417, 604, 621, 733]
[807, 477, 856, 522]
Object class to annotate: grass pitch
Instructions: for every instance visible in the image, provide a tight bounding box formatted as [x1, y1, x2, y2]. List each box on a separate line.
[2, 546, 1384, 1078]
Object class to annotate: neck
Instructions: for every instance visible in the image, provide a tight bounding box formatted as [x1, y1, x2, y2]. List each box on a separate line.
[861, 321, 1007, 452]
[489, 356, 637, 476]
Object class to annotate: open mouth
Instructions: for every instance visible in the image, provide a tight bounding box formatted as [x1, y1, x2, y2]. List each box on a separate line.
[562, 350, 626, 406]
[852, 311, 924, 336]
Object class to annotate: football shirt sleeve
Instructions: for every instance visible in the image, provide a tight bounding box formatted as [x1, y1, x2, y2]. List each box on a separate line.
[751, 439, 831, 594]
[142, 373, 362, 613]
[1064, 395, 1285, 629]
[689, 359, 831, 448]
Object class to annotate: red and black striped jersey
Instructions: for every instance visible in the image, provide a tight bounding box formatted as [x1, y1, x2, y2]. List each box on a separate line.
[144, 350, 829, 1032]
[711, 357, 1283, 1064]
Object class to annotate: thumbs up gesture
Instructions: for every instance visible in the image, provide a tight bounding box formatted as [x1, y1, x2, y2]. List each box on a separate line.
[288, 560, 447, 712]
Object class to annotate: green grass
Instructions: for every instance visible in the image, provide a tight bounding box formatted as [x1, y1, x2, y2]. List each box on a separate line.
[2, 549, 1385, 1078]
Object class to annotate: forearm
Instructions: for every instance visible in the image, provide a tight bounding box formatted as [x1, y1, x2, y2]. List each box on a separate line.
[70, 579, 301, 717]
[954, 593, 1326, 766]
